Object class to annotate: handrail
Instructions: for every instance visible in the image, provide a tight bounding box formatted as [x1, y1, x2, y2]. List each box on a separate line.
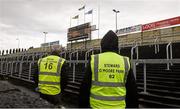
[154, 37, 160, 54]
[85, 48, 94, 67]
[132, 59, 180, 93]
[118, 45, 121, 54]
[131, 44, 138, 60]
[59, 51, 67, 59]
[166, 42, 173, 70]
[69, 50, 79, 67]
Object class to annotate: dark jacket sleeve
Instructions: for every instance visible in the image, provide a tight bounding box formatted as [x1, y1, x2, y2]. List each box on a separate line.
[34, 63, 39, 88]
[79, 60, 91, 108]
[61, 61, 67, 93]
[125, 68, 139, 108]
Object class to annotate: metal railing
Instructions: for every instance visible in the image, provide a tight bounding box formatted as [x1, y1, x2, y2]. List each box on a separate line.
[0, 60, 37, 83]
[166, 42, 173, 70]
[69, 50, 79, 67]
[0, 52, 45, 83]
[66, 60, 88, 82]
[132, 59, 180, 93]
[85, 48, 94, 67]
[154, 37, 160, 54]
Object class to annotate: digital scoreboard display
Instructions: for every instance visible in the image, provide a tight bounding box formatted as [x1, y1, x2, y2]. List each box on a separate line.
[67, 22, 91, 41]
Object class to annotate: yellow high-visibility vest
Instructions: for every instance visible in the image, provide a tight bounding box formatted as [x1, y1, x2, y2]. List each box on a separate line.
[38, 55, 65, 95]
[90, 52, 130, 109]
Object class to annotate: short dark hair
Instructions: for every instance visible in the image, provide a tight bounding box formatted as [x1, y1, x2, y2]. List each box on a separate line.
[50, 50, 59, 56]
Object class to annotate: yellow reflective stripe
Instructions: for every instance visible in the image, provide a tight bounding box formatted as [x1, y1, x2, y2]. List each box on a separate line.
[38, 59, 42, 71]
[39, 72, 59, 76]
[57, 58, 62, 73]
[94, 55, 99, 81]
[91, 93, 125, 101]
[92, 81, 125, 87]
[123, 57, 129, 83]
[124, 57, 129, 73]
[39, 81, 60, 85]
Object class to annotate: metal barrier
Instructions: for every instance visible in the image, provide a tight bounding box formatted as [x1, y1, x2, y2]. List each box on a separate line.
[132, 59, 180, 93]
[69, 50, 79, 67]
[0, 52, 44, 83]
[66, 60, 88, 83]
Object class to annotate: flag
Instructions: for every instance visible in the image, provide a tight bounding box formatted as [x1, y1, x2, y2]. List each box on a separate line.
[78, 5, 85, 11]
[85, 9, 93, 15]
[72, 15, 79, 19]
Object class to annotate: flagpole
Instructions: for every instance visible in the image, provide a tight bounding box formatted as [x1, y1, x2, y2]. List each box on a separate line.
[84, 6, 86, 23]
[92, 10, 93, 24]
[70, 16, 71, 27]
[77, 16, 79, 25]
[98, 0, 100, 39]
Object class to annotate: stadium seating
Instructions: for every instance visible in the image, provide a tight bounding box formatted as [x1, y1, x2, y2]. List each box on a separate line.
[0, 26, 180, 108]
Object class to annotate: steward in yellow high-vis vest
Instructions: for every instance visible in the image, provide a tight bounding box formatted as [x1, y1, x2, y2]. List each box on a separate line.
[90, 52, 130, 108]
[35, 50, 66, 105]
[79, 30, 138, 108]
[38, 55, 65, 95]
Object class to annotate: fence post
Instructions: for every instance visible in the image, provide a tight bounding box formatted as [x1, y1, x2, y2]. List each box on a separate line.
[73, 63, 76, 82]
[85, 49, 93, 67]
[118, 46, 121, 54]
[0, 62, 2, 74]
[170, 44, 173, 66]
[143, 63, 147, 93]
[19, 62, 22, 78]
[76, 52, 79, 64]
[15, 63, 18, 73]
[11, 62, 14, 76]
[133, 61, 137, 80]
[6, 63, 8, 75]
[136, 46, 139, 60]
[131, 44, 137, 60]
[166, 42, 171, 70]
[29, 62, 32, 80]
[69, 53, 72, 67]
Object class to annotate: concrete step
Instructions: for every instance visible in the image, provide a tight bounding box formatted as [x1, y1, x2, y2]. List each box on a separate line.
[66, 84, 80, 90]
[136, 75, 180, 82]
[137, 79, 180, 87]
[137, 73, 180, 79]
[67, 81, 81, 86]
[139, 98, 180, 108]
[139, 92, 180, 107]
[137, 83, 180, 91]
[64, 88, 79, 95]
[138, 87, 180, 98]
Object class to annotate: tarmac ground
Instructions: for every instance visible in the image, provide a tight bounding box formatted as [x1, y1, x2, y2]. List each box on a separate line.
[0, 79, 56, 108]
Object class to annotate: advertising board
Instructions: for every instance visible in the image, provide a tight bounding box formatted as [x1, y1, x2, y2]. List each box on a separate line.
[142, 16, 180, 31]
[67, 22, 91, 41]
[116, 24, 142, 35]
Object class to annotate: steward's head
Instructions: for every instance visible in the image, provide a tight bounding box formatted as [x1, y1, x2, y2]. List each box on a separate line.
[50, 49, 59, 56]
[101, 30, 118, 53]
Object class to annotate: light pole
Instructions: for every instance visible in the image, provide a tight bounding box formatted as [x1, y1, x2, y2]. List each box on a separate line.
[16, 38, 20, 48]
[43, 32, 48, 43]
[113, 9, 120, 32]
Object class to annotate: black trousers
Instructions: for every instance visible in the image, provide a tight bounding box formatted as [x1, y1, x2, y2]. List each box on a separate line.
[40, 93, 62, 105]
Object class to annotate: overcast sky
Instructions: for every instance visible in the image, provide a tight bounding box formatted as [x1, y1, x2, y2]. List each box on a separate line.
[0, 0, 179, 50]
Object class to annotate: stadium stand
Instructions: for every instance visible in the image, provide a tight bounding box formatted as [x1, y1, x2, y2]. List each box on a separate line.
[0, 25, 180, 107]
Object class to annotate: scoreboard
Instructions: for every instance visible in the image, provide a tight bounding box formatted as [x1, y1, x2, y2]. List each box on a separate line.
[67, 22, 91, 41]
